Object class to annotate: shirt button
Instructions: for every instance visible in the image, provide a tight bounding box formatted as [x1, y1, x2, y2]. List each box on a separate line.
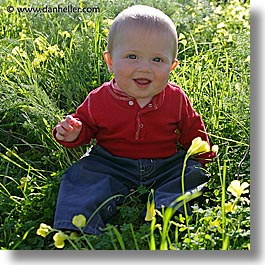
[140, 123, 144, 128]
[128, 100, 134, 106]
[148, 103, 153, 108]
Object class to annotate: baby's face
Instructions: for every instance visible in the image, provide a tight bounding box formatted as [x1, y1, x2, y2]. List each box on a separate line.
[104, 26, 178, 105]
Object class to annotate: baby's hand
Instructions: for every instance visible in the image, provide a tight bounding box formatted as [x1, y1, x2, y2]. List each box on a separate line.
[55, 115, 82, 142]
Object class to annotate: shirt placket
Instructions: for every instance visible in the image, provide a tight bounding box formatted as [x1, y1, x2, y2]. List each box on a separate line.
[134, 102, 155, 141]
[109, 81, 162, 143]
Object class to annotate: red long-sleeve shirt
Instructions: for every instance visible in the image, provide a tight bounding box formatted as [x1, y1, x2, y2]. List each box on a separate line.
[53, 79, 214, 161]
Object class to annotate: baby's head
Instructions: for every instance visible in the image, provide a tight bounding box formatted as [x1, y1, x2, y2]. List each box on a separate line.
[103, 5, 179, 106]
[106, 5, 178, 60]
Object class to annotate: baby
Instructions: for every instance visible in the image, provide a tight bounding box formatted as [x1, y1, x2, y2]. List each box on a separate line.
[52, 5, 215, 235]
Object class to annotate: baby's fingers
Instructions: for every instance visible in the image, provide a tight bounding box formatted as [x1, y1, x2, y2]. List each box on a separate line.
[55, 120, 74, 140]
[56, 131, 65, 141]
[65, 115, 82, 128]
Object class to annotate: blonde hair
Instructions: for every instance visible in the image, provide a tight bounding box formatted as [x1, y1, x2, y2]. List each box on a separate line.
[106, 5, 178, 59]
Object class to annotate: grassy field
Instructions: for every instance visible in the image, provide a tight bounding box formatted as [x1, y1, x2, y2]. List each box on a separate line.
[0, 0, 250, 250]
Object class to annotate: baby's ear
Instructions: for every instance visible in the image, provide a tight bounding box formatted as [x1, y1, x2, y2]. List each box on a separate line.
[170, 59, 179, 71]
[103, 51, 113, 73]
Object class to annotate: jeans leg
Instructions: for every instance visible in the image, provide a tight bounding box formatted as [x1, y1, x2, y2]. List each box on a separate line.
[53, 145, 140, 235]
[141, 151, 209, 214]
[53, 161, 128, 234]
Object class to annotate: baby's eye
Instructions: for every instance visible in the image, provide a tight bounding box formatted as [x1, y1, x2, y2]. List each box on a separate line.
[153, 57, 163, 63]
[127, 54, 137, 60]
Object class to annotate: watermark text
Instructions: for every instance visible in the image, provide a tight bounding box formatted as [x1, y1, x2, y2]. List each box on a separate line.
[6, 5, 100, 14]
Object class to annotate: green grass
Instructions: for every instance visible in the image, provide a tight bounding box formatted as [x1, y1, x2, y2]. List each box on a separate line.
[0, 0, 250, 250]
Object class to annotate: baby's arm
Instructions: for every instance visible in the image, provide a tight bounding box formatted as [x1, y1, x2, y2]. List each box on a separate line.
[55, 115, 82, 142]
[53, 93, 98, 148]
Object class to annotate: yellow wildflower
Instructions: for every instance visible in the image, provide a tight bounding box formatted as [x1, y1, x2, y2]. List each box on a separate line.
[18, 177, 28, 189]
[11, 46, 27, 59]
[38, 53, 48, 62]
[145, 189, 156, 221]
[203, 16, 210, 23]
[32, 58, 41, 68]
[34, 36, 46, 51]
[214, 5, 223, 15]
[72, 214, 86, 228]
[6, 148, 17, 157]
[53, 231, 67, 249]
[145, 201, 156, 221]
[217, 22, 226, 29]
[104, 18, 113, 26]
[103, 28, 109, 36]
[211, 145, 219, 154]
[32, 52, 47, 68]
[187, 137, 210, 157]
[178, 32, 187, 46]
[209, 218, 220, 231]
[59, 31, 71, 38]
[70, 232, 79, 240]
[178, 213, 185, 223]
[225, 202, 237, 213]
[36, 223, 52, 238]
[47, 44, 59, 55]
[58, 50, 65, 59]
[19, 32, 27, 40]
[87, 21, 95, 28]
[227, 180, 249, 198]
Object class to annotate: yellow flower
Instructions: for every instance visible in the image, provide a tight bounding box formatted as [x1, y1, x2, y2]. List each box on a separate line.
[145, 189, 156, 221]
[53, 231, 67, 249]
[203, 16, 210, 23]
[38, 53, 48, 62]
[11, 46, 27, 59]
[18, 177, 28, 189]
[6, 148, 17, 157]
[214, 5, 223, 15]
[47, 44, 59, 55]
[103, 28, 109, 36]
[187, 137, 210, 157]
[32, 58, 41, 68]
[87, 21, 95, 28]
[59, 31, 71, 38]
[145, 201, 156, 221]
[227, 34, 233, 42]
[178, 32, 187, 45]
[104, 18, 113, 26]
[227, 180, 249, 198]
[34, 36, 46, 51]
[19, 32, 27, 40]
[58, 50, 65, 59]
[70, 232, 79, 240]
[36, 223, 52, 238]
[225, 202, 237, 213]
[178, 213, 185, 224]
[72, 214, 86, 228]
[32, 52, 48, 68]
[212, 145, 219, 154]
[209, 218, 220, 231]
[217, 22, 226, 29]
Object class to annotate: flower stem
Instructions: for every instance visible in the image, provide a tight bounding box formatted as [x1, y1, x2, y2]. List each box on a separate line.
[181, 155, 190, 239]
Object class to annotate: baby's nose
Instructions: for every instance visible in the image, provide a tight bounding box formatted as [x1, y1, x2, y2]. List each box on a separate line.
[138, 61, 151, 72]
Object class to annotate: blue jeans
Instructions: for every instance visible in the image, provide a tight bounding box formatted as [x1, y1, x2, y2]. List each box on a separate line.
[53, 145, 208, 235]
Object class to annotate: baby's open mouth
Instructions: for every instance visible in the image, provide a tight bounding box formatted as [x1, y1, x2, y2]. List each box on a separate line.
[133, 78, 152, 88]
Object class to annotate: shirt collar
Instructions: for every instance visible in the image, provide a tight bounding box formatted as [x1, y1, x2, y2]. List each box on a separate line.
[108, 79, 134, 102]
[107, 78, 166, 109]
